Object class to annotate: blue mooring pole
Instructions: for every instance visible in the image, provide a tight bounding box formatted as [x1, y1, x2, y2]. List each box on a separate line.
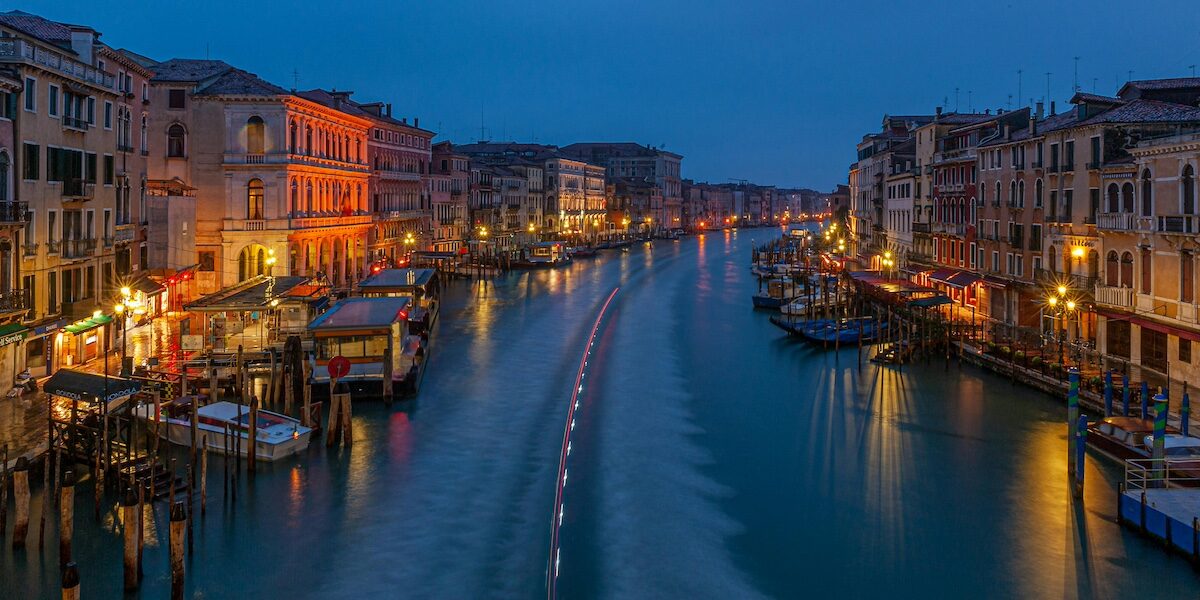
[1122, 373, 1130, 416]
[1141, 381, 1150, 420]
[1068, 367, 1080, 479]
[1183, 387, 1191, 438]
[1074, 413, 1087, 498]
[1104, 370, 1113, 418]
[1153, 392, 1168, 487]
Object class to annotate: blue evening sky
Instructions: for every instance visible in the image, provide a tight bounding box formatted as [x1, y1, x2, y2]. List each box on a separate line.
[28, 0, 1200, 190]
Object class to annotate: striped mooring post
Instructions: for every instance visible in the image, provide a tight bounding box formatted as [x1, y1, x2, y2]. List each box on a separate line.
[1141, 381, 1151, 420]
[1182, 387, 1191, 437]
[1074, 413, 1087, 498]
[1122, 373, 1131, 416]
[1104, 370, 1113, 417]
[1153, 392, 1168, 486]
[1068, 367, 1080, 480]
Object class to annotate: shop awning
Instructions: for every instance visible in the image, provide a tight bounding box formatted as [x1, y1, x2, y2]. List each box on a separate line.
[131, 276, 166, 296]
[63, 314, 114, 334]
[981, 274, 1009, 289]
[0, 322, 29, 347]
[945, 271, 982, 288]
[43, 369, 141, 404]
[909, 295, 954, 308]
[928, 269, 957, 284]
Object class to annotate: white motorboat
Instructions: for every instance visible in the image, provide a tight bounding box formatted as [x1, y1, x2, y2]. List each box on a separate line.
[780, 296, 844, 316]
[134, 398, 313, 461]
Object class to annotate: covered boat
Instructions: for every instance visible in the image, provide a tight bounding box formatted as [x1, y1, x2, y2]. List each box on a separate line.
[133, 398, 312, 461]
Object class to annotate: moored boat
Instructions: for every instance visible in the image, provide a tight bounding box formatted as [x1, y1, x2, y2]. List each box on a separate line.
[133, 398, 313, 461]
[1087, 417, 1177, 461]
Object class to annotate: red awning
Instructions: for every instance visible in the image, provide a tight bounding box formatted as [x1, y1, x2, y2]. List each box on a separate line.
[1096, 308, 1200, 342]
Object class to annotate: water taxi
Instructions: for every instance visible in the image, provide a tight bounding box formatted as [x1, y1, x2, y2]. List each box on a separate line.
[1087, 417, 1177, 461]
[516, 242, 571, 267]
[307, 296, 427, 398]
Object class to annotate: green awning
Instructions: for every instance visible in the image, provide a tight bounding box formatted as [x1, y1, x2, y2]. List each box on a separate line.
[64, 314, 112, 334]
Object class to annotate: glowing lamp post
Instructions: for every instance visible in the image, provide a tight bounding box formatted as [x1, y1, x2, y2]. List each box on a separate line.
[1047, 286, 1077, 367]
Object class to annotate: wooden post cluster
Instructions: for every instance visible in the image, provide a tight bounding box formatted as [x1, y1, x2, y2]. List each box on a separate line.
[59, 469, 75, 567]
[11, 456, 29, 549]
[123, 487, 139, 590]
[169, 501, 187, 600]
[326, 388, 353, 448]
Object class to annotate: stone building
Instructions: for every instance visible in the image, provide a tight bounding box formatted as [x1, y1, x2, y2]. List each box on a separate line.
[137, 58, 373, 293]
[431, 141, 468, 253]
[558, 142, 682, 230]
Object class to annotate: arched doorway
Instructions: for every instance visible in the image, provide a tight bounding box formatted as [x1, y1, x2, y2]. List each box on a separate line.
[238, 243, 268, 282]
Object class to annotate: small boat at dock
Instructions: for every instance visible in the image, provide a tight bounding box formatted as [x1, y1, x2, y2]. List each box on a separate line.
[752, 278, 802, 309]
[134, 398, 313, 461]
[1087, 417, 1177, 462]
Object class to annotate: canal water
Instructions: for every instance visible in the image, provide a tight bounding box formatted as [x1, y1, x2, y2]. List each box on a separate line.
[4, 231, 1200, 599]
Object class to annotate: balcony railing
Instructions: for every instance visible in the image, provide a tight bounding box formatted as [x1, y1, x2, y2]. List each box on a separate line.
[1035, 268, 1097, 293]
[61, 179, 95, 200]
[1156, 215, 1200, 234]
[1094, 285, 1135, 309]
[0, 39, 115, 89]
[0, 289, 30, 312]
[62, 116, 90, 131]
[22, 243, 36, 257]
[61, 238, 96, 259]
[1097, 212, 1135, 231]
[0, 201, 28, 224]
[912, 222, 931, 233]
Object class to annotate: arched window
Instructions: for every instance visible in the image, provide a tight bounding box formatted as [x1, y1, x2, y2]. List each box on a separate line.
[1035, 178, 1044, 208]
[304, 125, 312, 156]
[167, 123, 186, 157]
[1183, 165, 1195, 215]
[1048, 245, 1058, 273]
[289, 121, 298, 153]
[1122, 182, 1134, 213]
[0, 152, 8, 203]
[247, 116, 265, 154]
[1106, 183, 1120, 213]
[994, 181, 1001, 206]
[247, 178, 264, 220]
[237, 244, 268, 281]
[1009, 180, 1017, 206]
[1106, 250, 1120, 286]
[1121, 251, 1134, 288]
[1018, 180, 1025, 208]
[139, 114, 147, 152]
[290, 180, 298, 214]
[1141, 170, 1153, 217]
[305, 181, 314, 214]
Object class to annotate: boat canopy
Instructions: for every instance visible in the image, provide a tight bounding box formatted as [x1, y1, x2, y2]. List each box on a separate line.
[908, 296, 953, 308]
[308, 297, 412, 332]
[358, 268, 437, 294]
[43, 369, 141, 404]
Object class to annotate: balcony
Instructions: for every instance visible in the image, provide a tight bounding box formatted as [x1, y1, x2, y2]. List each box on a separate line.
[1035, 268, 1096, 293]
[60, 238, 96, 259]
[1009, 237, 1024, 249]
[911, 222, 931, 233]
[1031, 161, 1044, 169]
[1086, 160, 1102, 170]
[1096, 212, 1134, 231]
[61, 179, 95, 201]
[21, 243, 36, 257]
[117, 144, 134, 153]
[0, 289, 30, 313]
[1156, 215, 1200, 234]
[0, 201, 28, 224]
[62, 116, 90, 132]
[1094, 285, 1135, 310]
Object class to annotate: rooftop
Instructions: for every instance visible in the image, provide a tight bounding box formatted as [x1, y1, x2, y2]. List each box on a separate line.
[0, 10, 74, 49]
[185, 276, 313, 312]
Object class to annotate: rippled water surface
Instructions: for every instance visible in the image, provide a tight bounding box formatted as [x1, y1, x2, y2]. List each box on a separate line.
[4, 231, 1199, 599]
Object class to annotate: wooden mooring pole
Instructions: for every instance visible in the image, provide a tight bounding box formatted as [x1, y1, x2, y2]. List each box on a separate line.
[0, 444, 7, 535]
[59, 469, 75, 567]
[62, 562, 80, 600]
[169, 501, 187, 600]
[11, 456, 29, 549]
[123, 487, 139, 590]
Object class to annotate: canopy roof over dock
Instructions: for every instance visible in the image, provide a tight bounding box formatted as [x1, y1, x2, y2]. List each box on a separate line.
[184, 276, 321, 312]
[44, 369, 141, 405]
[849, 271, 951, 307]
[308, 297, 412, 333]
[358, 268, 436, 293]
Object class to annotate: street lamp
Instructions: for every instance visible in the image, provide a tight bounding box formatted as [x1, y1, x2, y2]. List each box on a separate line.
[1047, 286, 1077, 367]
[265, 249, 277, 277]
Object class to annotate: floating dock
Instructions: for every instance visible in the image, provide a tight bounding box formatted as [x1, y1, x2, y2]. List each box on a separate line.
[1116, 459, 1200, 563]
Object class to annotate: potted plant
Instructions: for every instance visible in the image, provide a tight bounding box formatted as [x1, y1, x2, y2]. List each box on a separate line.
[1013, 350, 1026, 363]
[985, 341, 998, 354]
[999, 345, 1012, 357]
[1031, 356, 1044, 369]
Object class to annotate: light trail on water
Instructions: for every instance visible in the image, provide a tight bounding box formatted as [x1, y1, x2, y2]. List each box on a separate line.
[546, 286, 619, 599]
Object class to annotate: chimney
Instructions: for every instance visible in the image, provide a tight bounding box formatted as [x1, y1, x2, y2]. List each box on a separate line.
[386, 103, 392, 117]
[68, 27, 96, 64]
[935, 106, 943, 121]
[1004, 124, 1012, 140]
[1035, 101, 1044, 119]
[1029, 113, 1038, 136]
[401, 118, 408, 125]
[1050, 101, 1057, 116]
[414, 117, 419, 128]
